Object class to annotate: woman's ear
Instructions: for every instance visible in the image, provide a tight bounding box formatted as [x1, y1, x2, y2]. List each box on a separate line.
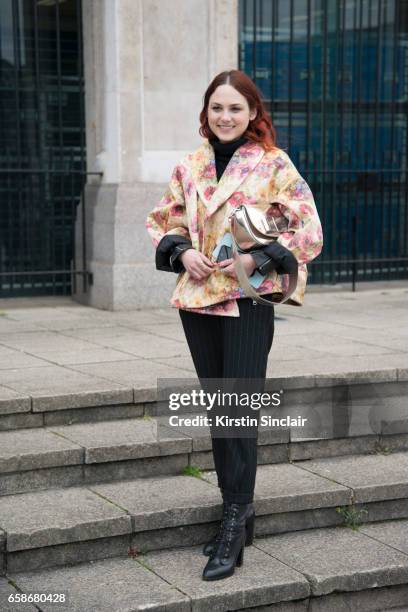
[249, 109, 257, 121]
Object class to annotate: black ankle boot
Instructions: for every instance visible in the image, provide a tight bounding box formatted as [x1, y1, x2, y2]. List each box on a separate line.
[202, 502, 253, 581]
[202, 501, 255, 557]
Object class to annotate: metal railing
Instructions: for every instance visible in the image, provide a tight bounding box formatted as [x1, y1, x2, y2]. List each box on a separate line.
[0, 169, 102, 297]
[302, 156, 408, 287]
[0, 0, 88, 297]
[239, 0, 408, 286]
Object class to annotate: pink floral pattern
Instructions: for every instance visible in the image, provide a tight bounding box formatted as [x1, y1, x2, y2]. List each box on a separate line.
[145, 140, 323, 316]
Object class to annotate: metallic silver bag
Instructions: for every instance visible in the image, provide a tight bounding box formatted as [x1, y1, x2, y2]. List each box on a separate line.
[229, 205, 298, 306]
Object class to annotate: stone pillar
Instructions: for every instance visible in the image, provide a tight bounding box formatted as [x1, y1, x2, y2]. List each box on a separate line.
[74, 0, 238, 310]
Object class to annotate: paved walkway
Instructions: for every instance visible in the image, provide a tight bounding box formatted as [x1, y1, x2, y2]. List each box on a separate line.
[0, 285, 407, 411]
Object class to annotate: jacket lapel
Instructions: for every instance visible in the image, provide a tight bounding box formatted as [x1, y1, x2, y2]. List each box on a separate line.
[191, 140, 265, 219]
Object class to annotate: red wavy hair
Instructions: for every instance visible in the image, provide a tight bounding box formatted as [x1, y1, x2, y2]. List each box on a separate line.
[199, 70, 278, 152]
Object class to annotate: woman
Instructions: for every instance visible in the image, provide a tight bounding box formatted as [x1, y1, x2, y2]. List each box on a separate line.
[145, 70, 323, 581]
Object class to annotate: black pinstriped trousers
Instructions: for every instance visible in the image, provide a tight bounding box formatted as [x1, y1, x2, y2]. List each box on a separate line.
[179, 295, 275, 504]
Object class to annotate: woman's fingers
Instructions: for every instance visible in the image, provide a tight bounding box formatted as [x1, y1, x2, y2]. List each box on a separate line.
[220, 263, 237, 278]
[198, 253, 215, 267]
[217, 258, 234, 267]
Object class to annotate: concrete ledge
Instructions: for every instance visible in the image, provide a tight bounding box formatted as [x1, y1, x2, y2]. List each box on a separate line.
[5, 551, 408, 612]
[0, 388, 31, 416]
[0, 369, 405, 423]
[255, 522, 408, 597]
[0, 530, 5, 577]
[7, 555, 190, 611]
[1, 415, 408, 496]
[2, 456, 408, 572]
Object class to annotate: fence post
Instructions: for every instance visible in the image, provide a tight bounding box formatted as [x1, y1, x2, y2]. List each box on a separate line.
[352, 215, 357, 292]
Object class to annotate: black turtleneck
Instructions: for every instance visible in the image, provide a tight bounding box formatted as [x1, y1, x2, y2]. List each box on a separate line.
[209, 135, 247, 181]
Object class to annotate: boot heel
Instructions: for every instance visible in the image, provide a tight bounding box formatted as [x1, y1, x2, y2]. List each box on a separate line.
[245, 513, 255, 546]
[236, 544, 244, 567]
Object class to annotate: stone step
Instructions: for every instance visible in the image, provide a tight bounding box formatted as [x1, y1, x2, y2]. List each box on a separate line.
[1, 369, 406, 436]
[1, 451, 408, 574]
[1, 415, 408, 497]
[2, 519, 408, 611]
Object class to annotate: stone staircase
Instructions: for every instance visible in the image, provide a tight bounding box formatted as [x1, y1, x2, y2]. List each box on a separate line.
[1, 374, 408, 611]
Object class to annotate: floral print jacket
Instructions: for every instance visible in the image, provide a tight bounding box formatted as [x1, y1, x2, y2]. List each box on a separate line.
[145, 139, 323, 317]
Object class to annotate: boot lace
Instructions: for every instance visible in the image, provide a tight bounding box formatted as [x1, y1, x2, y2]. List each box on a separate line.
[218, 503, 240, 558]
[214, 502, 229, 544]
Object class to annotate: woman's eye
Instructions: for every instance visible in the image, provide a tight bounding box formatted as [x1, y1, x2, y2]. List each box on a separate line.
[211, 107, 242, 112]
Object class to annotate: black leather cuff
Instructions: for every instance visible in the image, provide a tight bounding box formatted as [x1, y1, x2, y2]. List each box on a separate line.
[155, 235, 192, 273]
[169, 243, 193, 273]
[262, 242, 298, 274]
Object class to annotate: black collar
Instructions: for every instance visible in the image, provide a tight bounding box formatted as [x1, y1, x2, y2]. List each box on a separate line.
[209, 135, 248, 157]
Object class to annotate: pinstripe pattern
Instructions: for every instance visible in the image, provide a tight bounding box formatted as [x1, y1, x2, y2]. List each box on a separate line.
[179, 296, 274, 504]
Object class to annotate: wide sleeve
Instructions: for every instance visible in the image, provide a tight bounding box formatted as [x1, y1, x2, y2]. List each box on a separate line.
[145, 164, 193, 272]
[268, 153, 323, 265]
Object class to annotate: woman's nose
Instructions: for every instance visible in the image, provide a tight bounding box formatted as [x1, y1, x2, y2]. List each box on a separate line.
[220, 111, 231, 122]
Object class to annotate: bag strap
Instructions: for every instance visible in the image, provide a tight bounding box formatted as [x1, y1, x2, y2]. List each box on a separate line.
[230, 217, 298, 307]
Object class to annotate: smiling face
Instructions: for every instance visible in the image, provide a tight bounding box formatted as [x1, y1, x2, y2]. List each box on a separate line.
[207, 84, 257, 143]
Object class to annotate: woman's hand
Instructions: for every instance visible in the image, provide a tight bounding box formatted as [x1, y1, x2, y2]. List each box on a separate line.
[217, 254, 256, 279]
[180, 249, 215, 280]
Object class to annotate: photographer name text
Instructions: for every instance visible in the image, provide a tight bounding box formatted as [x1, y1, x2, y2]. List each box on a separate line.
[168, 414, 307, 427]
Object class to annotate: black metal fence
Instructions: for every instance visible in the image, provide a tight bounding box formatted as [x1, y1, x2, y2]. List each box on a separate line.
[0, 0, 87, 296]
[239, 0, 408, 284]
[0, 167, 101, 297]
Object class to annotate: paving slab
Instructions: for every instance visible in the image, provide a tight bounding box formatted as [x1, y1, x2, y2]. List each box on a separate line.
[0, 365, 133, 411]
[269, 344, 334, 362]
[26, 347, 142, 366]
[1, 303, 94, 320]
[109, 309, 177, 325]
[286, 332, 401, 358]
[90, 473, 221, 532]
[359, 518, 408, 554]
[0, 427, 83, 473]
[0, 577, 37, 611]
[32, 318, 122, 330]
[266, 357, 401, 382]
[70, 359, 195, 401]
[47, 417, 192, 463]
[151, 354, 197, 373]
[296, 451, 408, 502]
[0, 487, 132, 551]
[61, 326, 191, 359]
[0, 330, 101, 353]
[289, 435, 380, 461]
[6, 557, 190, 612]
[0, 319, 40, 334]
[0, 386, 31, 416]
[307, 583, 408, 612]
[254, 524, 408, 596]
[0, 346, 49, 369]
[329, 327, 408, 354]
[204, 462, 352, 515]
[144, 543, 309, 612]
[133, 322, 187, 342]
